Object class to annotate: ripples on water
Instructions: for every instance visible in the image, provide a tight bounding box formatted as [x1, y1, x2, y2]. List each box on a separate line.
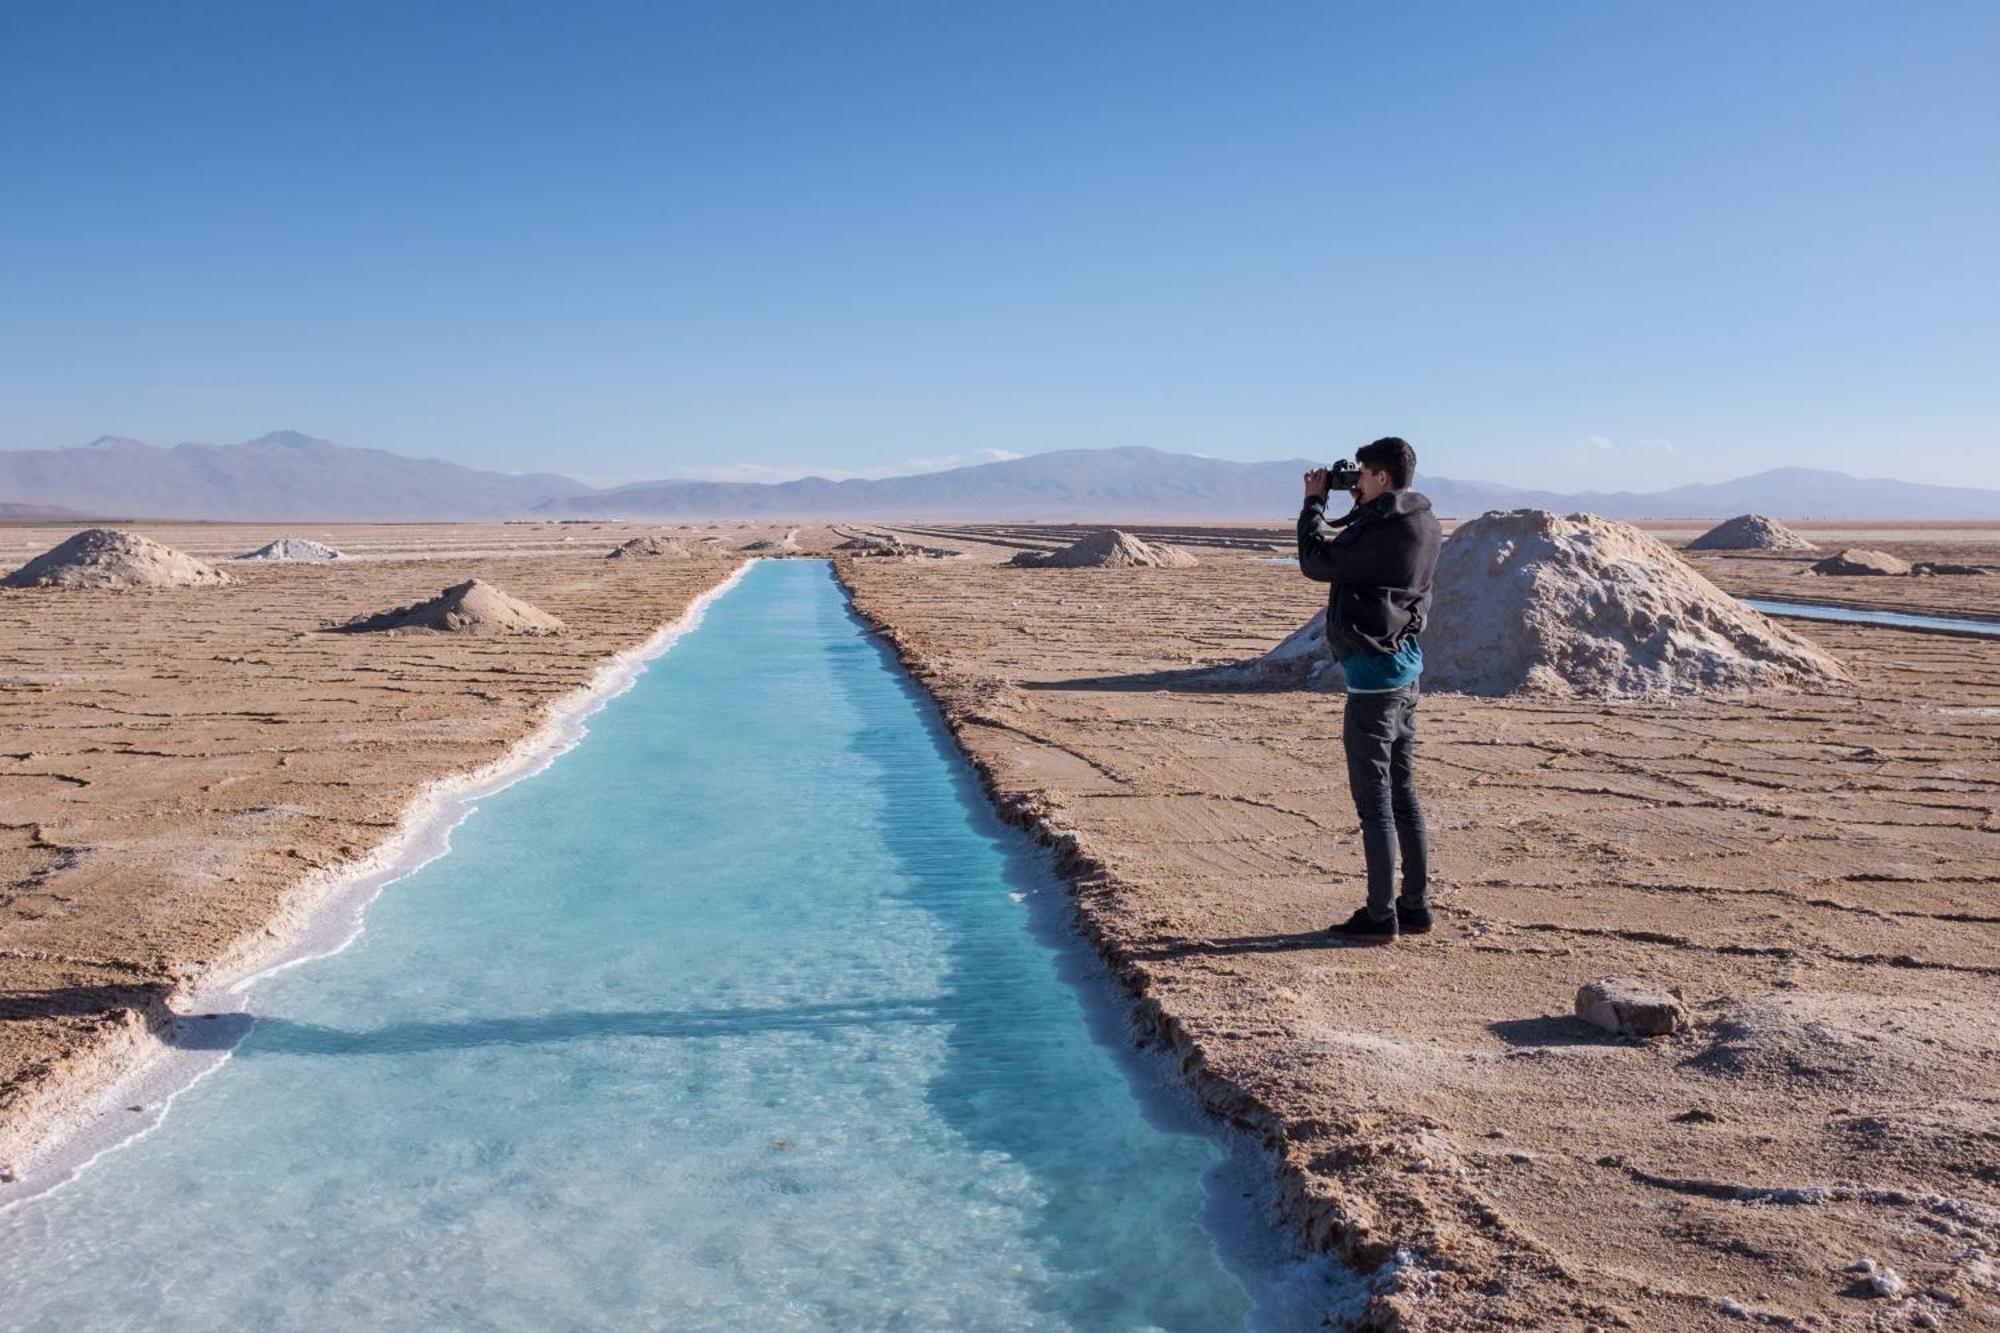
[0, 560, 1343, 1332]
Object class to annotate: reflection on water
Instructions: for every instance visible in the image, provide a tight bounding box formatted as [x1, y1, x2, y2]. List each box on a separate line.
[0, 560, 1341, 1332]
[1744, 598, 2000, 637]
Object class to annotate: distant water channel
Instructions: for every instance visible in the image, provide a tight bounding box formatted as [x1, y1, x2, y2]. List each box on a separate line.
[1743, 598, 2000, 638]
[0, 560, 1337, 1331]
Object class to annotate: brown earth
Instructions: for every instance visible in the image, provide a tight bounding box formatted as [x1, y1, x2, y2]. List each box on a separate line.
[3, 516, 1997, 1331]
[0, 522, 741, 1166]
[839, 526, 2000, 1331]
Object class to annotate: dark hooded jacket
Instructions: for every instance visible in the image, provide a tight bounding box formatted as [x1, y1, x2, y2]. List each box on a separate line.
[1297, 489, 1443, 659]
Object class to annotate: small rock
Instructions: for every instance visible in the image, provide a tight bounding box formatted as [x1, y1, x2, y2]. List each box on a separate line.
[0, 1163, 16, 1184]
[1869, 1269, 1907, 1298]
[1576, 978, 1691, 1037]
[1846, 1258, 1880, 1275]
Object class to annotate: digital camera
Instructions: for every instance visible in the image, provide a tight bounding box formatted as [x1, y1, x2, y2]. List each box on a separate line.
[1327, 459, 1363, 490]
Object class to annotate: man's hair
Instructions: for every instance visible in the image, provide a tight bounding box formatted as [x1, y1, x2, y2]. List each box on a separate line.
[1356, 436, 1416, 489]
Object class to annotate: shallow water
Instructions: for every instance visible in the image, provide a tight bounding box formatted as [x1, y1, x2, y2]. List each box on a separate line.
[1744, 597, 2000, 637]
[0, 560, 1337, 1332]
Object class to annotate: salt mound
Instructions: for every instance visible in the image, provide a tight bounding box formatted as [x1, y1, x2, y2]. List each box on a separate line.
[1208, 611, 1346, 690]
[236, 537, 343, 562]
[834, 534, 955, 559]
[1686, 514, 1817, 552]
[340, 579, 565, 635]
[740, 529, 799, 553]
[1422, 511, 1849, 696]
[607, 535, 692, 559]
[2, 528, 232, 589]
[1810, 548, 1910, 576]
[1224, 511, 1848, 697]
[1009, 529, 1197, 569]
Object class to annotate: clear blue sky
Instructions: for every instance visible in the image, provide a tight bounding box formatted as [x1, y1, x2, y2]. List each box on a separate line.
[3, 1, 1995, 489]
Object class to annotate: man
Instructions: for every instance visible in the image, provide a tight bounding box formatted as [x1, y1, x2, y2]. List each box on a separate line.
[1298, 437, 1443, 944]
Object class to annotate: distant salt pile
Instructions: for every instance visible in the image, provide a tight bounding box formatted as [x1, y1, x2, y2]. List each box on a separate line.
[1809, 548, 1911, 576]
[606, 535, 692, 559]
[2, 528, 232, 589]
[1009, 529, 1197, 569]
[1685, 514, 1817, 552]
[1208, 610, 1345, 690]
[340, 579, 564, 635]
[235, 537, 343, 562]
[740, 529, 800, 553]
[1224, 510, 1848, 697]
[834, 534, 955, 559]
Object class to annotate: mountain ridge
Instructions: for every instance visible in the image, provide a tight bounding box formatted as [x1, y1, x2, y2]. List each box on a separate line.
[4, 435, 1997, 521]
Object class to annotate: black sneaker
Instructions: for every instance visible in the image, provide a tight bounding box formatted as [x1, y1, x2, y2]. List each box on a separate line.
[1397, 903, 1434, 934]
[1327, 907, 1397, 945]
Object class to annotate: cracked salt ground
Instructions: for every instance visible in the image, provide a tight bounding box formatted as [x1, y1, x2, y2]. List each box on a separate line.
[0, 561, 1348, 1331]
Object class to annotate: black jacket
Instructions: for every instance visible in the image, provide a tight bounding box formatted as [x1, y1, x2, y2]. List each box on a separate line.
[1297, 489, 1443, 658]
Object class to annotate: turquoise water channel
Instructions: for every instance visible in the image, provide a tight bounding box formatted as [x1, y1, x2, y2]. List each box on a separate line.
[0, 560, 1336, 1331]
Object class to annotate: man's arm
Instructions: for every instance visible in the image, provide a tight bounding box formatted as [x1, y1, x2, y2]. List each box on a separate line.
[1298, 495, 1413, 585]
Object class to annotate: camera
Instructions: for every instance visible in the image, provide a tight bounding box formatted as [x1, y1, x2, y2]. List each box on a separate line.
[1327, 459, 1363, 490]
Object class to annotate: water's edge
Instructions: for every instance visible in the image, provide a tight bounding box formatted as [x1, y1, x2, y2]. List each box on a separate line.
[1743, 597, 2000, 638]
[828, 565, 1395, 1326]
[0, 561, 753, 1207]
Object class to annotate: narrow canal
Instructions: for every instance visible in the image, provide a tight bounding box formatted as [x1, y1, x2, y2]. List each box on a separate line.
[0, 560, 1338, 1331]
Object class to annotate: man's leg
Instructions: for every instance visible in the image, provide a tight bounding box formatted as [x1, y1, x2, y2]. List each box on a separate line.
[1342, 690, 1401, 923]
[1388, 684, 1429, 915]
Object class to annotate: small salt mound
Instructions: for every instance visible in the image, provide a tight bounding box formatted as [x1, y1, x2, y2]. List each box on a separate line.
[2, 528, 232, 589]
[1009, 529, 1197, 569]
[606, 535, 692, 559]
[834, 535, 955, 559]
[1810, 548, 1910, 576]
[236, 537, 343, 562]
[740, 529, 800, 553]
[340, 578, 565, 635]
[1686, 514, 1818, 552]
[1207, 611, 1346, 690]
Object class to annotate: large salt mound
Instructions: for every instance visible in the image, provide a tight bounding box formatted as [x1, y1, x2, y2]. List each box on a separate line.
[1009, 529, 1197, 569]
[1685, 514, 1817, 552]
[2, 528, 232, 589]
[607, 535, 692, 559]
[1224, 510, 1848, 698]
[339, 579, 565, 635]
[1809, 548, 1910, 576]
[1425, 511, 1848, 696]
[236, 537, 343, 562]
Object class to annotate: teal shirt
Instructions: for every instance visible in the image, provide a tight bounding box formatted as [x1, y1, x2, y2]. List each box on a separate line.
[1342, 636, 1423, 693]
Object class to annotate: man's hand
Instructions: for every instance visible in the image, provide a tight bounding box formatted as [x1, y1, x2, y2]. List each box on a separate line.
[1303, 467, 1331, 501]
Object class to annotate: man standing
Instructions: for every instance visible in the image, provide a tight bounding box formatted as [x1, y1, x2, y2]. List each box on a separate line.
[1298, 437, 1443, 944]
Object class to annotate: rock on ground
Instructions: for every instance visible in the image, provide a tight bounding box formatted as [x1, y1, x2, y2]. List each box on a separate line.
[1912, 560, 1988, 576]
[2, 528, 233, 589]
[1009, 529, 1197, 568]
[1685, 514, 1818, 551]
[235, 537, 343, 562]
[338, 578, 565, 635]
[1809, 548, 1911, 576]
[1575, 978, 1690, 1037]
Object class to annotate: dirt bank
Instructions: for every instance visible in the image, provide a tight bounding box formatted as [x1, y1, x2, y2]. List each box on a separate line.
[0, 523, 740, 1170]
[836, 542, 2000, 1332]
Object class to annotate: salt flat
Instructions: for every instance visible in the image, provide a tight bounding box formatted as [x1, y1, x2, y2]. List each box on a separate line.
[840, 523, 2000, 1331]
[3, 517, 1996, 1331]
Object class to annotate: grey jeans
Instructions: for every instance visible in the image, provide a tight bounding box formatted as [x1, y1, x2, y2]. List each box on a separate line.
[1341, 683, 1429, 922]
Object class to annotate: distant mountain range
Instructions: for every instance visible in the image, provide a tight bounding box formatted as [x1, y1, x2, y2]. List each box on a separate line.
[0, 431, 591, 521]
[4, 433, 1998, 522]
